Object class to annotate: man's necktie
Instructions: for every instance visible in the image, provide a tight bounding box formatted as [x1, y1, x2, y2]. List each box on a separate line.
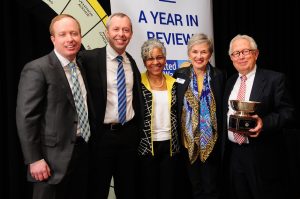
[68, 62, 90, 142]
[233, 75, 247, 145]
[116, 56, 127, 125]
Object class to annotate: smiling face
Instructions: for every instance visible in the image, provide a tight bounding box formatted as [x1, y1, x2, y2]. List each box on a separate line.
[105, 15, 133, 55]
[188, 42, 212, 72]
[230, 38, 259, 75]
[144, 47, 166, 77]
[50, 16, 82, 61]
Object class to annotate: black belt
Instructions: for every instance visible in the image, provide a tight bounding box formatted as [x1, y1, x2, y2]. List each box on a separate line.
[103, 118, 136, 131]
[230, 141, 250, 148]
[75, 136, 87, 145]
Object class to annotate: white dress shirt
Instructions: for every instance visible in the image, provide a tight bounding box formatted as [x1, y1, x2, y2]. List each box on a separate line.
[104, 44, 135, 124]
[227, 66, 257, 144]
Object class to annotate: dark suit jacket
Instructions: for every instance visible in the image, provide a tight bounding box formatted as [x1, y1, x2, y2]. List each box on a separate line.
[173, 64, 226, 154]
[16, 50, 92, 184]
[78, 47, 143, 143]
[222, 68, 294, 179]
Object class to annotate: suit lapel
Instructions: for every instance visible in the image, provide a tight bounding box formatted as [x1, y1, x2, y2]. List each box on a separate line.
[179, 67, 191, 102]
[99, 49, 107, 103]
[209, 66, 217, 97]
[127, 52, 139, 87]
[77, 57, 96, 120]
[224, 74, 238, 112]
[48, 51, 76, 110]
[126, 52, 141, 114]
[76, 57, 88, 88]
[250, 69, 265, 102]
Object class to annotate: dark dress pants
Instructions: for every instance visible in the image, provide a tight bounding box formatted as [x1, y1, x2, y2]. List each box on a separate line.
[139, 140, 178, 199]
[89, 120, 139, 199]
[185, 148, 220, 199]
[32, 137, 89, 199]
[229, 142, 285, 199]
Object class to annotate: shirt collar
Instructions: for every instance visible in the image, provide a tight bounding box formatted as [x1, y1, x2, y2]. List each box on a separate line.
[106, 43, 128, 62]
[54, 49, 76, 68]
[239, 65, 257, 79]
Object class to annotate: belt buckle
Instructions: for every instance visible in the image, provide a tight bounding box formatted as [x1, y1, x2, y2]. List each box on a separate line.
[110, 123, 119, 131]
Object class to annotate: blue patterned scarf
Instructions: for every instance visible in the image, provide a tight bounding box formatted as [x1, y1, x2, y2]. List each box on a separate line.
[182, 65, 217, 163]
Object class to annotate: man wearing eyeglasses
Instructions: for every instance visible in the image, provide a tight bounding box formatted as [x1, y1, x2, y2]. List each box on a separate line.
[222, 34, 294, 199]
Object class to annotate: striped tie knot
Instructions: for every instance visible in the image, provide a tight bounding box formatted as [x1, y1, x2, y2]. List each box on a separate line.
[117, 55, 123, 63]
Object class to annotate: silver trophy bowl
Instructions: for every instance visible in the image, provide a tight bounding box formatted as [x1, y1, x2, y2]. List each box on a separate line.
[229, 100, 261, 133]
[230, 100, 261, 116]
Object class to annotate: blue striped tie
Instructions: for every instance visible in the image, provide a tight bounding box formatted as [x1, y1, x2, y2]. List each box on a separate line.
[68, 62, 91, 142]
[116, 56, 127, 125]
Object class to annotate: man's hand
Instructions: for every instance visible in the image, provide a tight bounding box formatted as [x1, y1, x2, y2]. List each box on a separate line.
[248, 115, 263, 138]
[29, 159, 51, 181]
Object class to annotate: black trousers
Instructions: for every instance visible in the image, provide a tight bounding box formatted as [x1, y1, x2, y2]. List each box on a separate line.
[32, 137, 89, 199]
[184, 148, 220, 199]
[139, 140, 178, 199]
[88, 120, 139, 199]
[229, 142, 285, 199]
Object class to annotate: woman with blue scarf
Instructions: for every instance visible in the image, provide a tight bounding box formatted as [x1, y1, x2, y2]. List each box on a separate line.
[173, 33, 225, 199]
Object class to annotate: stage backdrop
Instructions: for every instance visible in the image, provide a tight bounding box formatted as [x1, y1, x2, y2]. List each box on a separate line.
[110, 0, 214, 74]
[42, 0, 214, 75]
[42, 0, 108, 49]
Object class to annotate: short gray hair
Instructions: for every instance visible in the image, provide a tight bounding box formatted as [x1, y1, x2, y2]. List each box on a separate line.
[187, 33, 214, 54]
[228, 34, 258, 55]
[106, 12, 132, 31]
[141, 38, 166, 61]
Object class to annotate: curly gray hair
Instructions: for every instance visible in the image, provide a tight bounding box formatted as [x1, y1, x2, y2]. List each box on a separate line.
[141, 38, 166, 62]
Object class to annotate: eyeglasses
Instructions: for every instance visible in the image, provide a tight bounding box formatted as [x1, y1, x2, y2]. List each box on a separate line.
[231, 49, 255, 58]
[146, 56, 165, 63]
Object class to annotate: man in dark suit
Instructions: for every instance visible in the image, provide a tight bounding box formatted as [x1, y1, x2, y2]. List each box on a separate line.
[223, 34, 294, 199]
[16, 14, 92, 199]
[79, 13, 142, 199]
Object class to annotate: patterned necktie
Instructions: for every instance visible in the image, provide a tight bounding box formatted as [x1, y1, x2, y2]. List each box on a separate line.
[233, 75, 247, 145]
[68, 62, 90, 142]
[116, 56, 127, 124]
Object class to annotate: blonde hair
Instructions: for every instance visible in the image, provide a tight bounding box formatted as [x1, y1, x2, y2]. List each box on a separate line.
[49, 14, 81, 36]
